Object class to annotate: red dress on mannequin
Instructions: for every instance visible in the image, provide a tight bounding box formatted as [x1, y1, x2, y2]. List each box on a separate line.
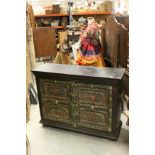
[76, 21, 105, 67]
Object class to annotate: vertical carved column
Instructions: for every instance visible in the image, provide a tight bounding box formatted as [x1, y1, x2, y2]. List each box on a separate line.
[70, 81, 78, 128]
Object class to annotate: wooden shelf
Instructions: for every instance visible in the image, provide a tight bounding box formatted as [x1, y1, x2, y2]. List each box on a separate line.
[34, 12, 112, 18]
[39, 26, 65, 29]
[34, 13, 68, 17]
[72, 12, 112, 16]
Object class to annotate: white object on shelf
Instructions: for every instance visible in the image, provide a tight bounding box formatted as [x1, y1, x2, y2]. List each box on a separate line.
[33, 6, 45, 15]
[51, 20, 59, 26]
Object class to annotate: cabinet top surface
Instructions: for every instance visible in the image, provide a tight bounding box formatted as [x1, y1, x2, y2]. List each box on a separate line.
[32, 63, 125, 80]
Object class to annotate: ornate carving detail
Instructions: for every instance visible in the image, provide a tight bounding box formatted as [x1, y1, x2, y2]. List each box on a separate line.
[75, 83, 112, 108]
[40, 79, 71, 102]
[39, 79, 113, 132]
[42, 99, 72, 124]
[77, 108, 111, 131]
[78, 89, 108, 104]
[80, 109, 107, 126]
[74, 83, 112, 132]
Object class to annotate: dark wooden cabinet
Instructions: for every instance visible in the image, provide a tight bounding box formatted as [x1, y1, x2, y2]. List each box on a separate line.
[32, 64, 125, 140]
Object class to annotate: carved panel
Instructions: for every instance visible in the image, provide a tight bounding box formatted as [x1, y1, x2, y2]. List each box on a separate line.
[78, 88, 111, 107]
[44, 84, 69, 100]
[40, 79, 71, 102]
[78, 108, 111, 132]
[43, 98, 72, 124]
[76, 83, 112, 108]
[80, 109, 107, 126]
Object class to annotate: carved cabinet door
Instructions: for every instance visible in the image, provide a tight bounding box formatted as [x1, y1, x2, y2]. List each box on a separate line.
[39, 79, 72, 124]
[73, 82, 113, 132]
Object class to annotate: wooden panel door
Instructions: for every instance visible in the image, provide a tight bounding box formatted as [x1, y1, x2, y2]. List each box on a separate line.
[33, 28, 57, 58]
[39, 79, 72, 124]
[74, 82, 112, 132]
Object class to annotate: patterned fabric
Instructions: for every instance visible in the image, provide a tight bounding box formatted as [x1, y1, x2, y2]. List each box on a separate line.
[76, 50, 105, 67]
[76, 21, 105, 67]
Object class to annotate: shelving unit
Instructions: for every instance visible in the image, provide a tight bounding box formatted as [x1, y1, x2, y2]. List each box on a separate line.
[34, 12, 112, 29]
[34, 11, 112, 49]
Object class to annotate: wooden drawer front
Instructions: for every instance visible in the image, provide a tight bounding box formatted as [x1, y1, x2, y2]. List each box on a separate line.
[43, 98, 72, 124]
[40, 79, 71, 102]
[76, 84, 112, 107]
[78, 108, 111, 132]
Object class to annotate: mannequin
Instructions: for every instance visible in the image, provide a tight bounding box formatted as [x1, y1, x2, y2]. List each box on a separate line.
[75, 17, 105, 67]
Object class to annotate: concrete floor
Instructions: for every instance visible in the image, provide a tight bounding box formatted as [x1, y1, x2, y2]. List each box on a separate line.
[27, 103, 129, 155]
